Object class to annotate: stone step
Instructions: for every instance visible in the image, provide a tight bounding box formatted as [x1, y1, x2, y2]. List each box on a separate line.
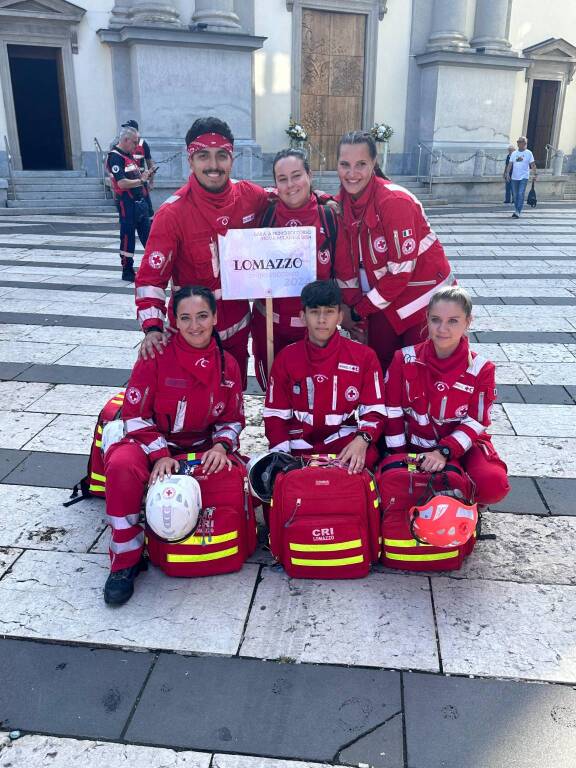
[9, 189, 108, 201]
[0, 204, 116, 215]
[12, 180, 104, 190]
[5, 198, 116, 210]
[12, 170, 87, 178]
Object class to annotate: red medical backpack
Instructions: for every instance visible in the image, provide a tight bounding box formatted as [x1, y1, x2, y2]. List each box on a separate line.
[376, 452, 476, 572]
[146, 452, 258, 577]
[269, 455, 381, 579]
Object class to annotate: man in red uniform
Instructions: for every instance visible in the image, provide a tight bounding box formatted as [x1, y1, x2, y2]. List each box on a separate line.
[123, 119, 155, 218]
[135, 116, 273, 387]
[264, 280, 386, 473]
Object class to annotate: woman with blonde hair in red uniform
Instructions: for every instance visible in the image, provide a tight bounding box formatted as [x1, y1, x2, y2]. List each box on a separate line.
[384, 285, 509, 506]
[103, 285, 244, 606]
[251, 148, 338, 390]
[335, 131, 454, 374]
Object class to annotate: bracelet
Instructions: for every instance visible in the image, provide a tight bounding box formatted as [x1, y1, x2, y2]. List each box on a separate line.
[215, 441, 230, 454]
[144, 325, 163, 335]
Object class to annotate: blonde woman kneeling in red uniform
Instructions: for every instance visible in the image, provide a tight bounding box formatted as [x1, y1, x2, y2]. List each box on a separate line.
[104, 286, 244, 605]
[384, 286, 509, 505]
[264, 280, 386, 473]
[251, 149, 338, 390]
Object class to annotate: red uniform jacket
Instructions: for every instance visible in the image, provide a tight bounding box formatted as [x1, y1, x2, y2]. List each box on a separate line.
[135, 177, 271, 339]
[122, 334, 244, 461]
[384, 338, 496, 459]
[336, 177, 454, 333]
[264, 332, 386, 454]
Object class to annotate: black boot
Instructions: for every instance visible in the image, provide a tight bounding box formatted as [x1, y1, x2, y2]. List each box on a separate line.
[121, 257, 136, 282]
[104, 558, 147, 606]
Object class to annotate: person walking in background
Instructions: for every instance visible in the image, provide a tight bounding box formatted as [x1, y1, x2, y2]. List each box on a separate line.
[122, 119, 155, 219]
[503, 144, 515, 205]
[506, 137, 537, 219]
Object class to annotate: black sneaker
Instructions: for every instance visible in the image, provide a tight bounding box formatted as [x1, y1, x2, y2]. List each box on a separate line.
[512, 212, 519, 218]
[104, 559, 146, 605]
[121, 261, 136, 282]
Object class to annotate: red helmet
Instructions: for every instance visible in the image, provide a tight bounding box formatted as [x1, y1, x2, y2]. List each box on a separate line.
[409, 495, 478, 548]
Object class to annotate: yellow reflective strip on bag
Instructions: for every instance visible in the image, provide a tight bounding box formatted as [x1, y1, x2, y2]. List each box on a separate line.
[91, 472, 106, 483]
[97, 425, 103, 435]
[95, 440, 102, 448]
[289, 538, 362, 552]
[89, 485, 106, 493]
[384, 537, 421, 548]
[167, 545, 239, 563]
[385, 550, 458, 562]
[369, 480, 375, 491]
[290, 554, 364, 567]
[186, 453, 196, 460]
[373, 499, 379, 508]
[179, 530, 238, 546]
[111, 399, 124, 405]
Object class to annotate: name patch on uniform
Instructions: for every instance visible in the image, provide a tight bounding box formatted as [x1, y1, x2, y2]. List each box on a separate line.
[453, 382, 474, 393]
[165, 378, 188, 388]
[338, 363, 360, 373]
[243, 213, 255, 224]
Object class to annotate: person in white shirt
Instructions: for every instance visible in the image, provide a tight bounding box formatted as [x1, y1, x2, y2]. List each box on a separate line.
[505, 136, 537, 218]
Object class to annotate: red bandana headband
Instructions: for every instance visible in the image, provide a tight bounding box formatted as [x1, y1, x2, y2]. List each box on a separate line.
[187, 132, 234, 157]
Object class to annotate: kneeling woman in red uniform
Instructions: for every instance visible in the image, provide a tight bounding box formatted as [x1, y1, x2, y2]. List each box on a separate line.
[251, 149, 338, 390]
[384, 286, 509, 505]
[104, 286, 244, 605]
[264, 280, 386, 473]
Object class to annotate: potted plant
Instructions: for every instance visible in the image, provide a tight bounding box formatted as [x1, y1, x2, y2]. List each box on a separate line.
[286, 117, 308, 150]
[370, 122, 393, 173]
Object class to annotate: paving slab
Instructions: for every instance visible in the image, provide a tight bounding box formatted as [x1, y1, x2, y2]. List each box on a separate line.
[404, 672, 576, 768]
[0, 361, 32, 380]
[0, 310, 139, 331]
[0, 637, 153, 739]
[0, 447, 30, 480]
[0, 340, 74, 364]
[0, 733, 210, 768]
[489, 476, 548, 515]
[214, 756, 329, 768]
[475, 331, 576, 344]
[0, 485, 106, 551]
[0, 380, 52, 410]
[522, 362, 576, 385]
[0, 550, 259, 654]
[22, 413, 94, 454]
[457, 511, 576, 585]
[53, 344, 138, 370]
[516, 384, 575, 404]
[127, 655, 401, 760]
[240, 569, 439, 671]
[493, 363, 530, 385]
[503, 402, 576, 436]
[14, 363, 131, 386]
[1, 450, 88, 488]
[433, 577, 576, 682]
[0, 546, 22, 578]
[494, 383, 523, 403]
[500, 344, 576, 363]
[535, 478, 576, 516]
[486, 403, 515, 435]
[337, 712, 404, 768]
[0, 410, 55, 448]
[491, 435, 576, 478]
[25, 383, 123, 416]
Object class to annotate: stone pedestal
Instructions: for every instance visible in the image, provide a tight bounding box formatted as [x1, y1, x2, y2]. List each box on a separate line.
[471, 0, 513, 54]
[99, 25, 266, 180]
[130, 0, 181, 26]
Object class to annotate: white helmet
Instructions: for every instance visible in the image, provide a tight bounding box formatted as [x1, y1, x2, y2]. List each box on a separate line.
[145, 475, 202, 542]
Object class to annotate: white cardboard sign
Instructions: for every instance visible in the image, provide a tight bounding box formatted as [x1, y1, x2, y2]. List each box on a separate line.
[218, 226, 317, 300]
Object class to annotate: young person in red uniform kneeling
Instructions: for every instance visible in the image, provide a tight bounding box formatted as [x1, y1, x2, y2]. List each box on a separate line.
[104, 286, 244, 606]
[384, 286, 509, 505]
[264, 280, 386, 474]
[335, 131, 454, 374]
[251, 149, 338, 390]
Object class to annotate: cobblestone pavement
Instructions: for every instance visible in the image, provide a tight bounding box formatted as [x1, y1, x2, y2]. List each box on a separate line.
[1, 204, 576, 767]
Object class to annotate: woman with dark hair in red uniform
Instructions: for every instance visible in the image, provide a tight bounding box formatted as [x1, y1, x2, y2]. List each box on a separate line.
[251, 148, 338, 390]
[384, 286, 509, 505]
[335, 131, 454, 374]
[103, 285, 244, 606]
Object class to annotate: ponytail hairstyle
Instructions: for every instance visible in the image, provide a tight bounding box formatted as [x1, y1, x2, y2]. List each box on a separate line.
[173, 285, 226, 384]
[337, 131, 389, 179]
[272, 148, 311, 180]
[427, 286, 473, 319]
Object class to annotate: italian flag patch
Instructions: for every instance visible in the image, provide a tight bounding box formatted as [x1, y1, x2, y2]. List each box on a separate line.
[402, 228, 412, 237]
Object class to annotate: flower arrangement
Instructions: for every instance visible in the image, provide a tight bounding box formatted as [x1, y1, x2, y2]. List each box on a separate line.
[371, 122, 393, 142]
[286, 117, 308, 143]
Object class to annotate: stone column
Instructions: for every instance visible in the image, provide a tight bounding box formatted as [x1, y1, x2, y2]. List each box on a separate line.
[471, 0, 512, 53]
[129, 0, 181, 25]
[427, 0, 470, 52]
[191, 0, 241, 31]
[109, 0, 133, 26]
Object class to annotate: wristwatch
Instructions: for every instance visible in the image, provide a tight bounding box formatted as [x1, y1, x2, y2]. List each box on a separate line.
[357, 431, 373, 445]
[351, 307, 363, 323]
[216, 441, 231, 453]
[437, 445, 451, 460]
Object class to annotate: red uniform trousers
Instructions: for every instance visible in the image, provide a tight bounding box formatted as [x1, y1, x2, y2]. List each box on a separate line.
[459, 439, 510, 506]
[368, 313, 428, 376]
[251, 306, 305, 391]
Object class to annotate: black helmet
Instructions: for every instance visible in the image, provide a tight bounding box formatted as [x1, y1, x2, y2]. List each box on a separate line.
[247, 452, 304, 503]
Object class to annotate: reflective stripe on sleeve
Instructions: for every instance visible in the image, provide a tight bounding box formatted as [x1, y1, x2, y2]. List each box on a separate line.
[417, 232, 437, 255]
[386, 433, 407, 448]
[387, 259, 417, 275]
[450, 429, 473, 452]
[124, 418, 155, 433]
[366, 286, 391, 310]
[358, 404, 387, 417]
[325, 411, 355, 426]
[324, 425, 357, 443]
[270, 441, 291, 452]
[136, 286, 166, 301]
[410, 435, 436, 448]
[386, 406, 403, 418]
[294, 410, 314, 425]
[396, 272, 455, 320]
[337, 277, 360, 289]
[219, 312, 251, 341]
[138, 307, 165, 325]
[263, 408, 293, 420]
[141, 436, 168, 455]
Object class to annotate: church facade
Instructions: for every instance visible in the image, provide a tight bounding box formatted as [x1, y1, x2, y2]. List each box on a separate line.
[0, 0, 574, 181]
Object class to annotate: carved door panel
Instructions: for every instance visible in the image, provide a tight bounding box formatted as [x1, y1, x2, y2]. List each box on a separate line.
[300, 9, 366, 171]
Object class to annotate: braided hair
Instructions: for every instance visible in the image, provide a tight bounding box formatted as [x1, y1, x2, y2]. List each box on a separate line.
[173, 285, 226, 384]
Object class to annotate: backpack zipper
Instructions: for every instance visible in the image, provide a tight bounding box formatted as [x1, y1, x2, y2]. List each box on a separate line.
[284, 498, 301, 528]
